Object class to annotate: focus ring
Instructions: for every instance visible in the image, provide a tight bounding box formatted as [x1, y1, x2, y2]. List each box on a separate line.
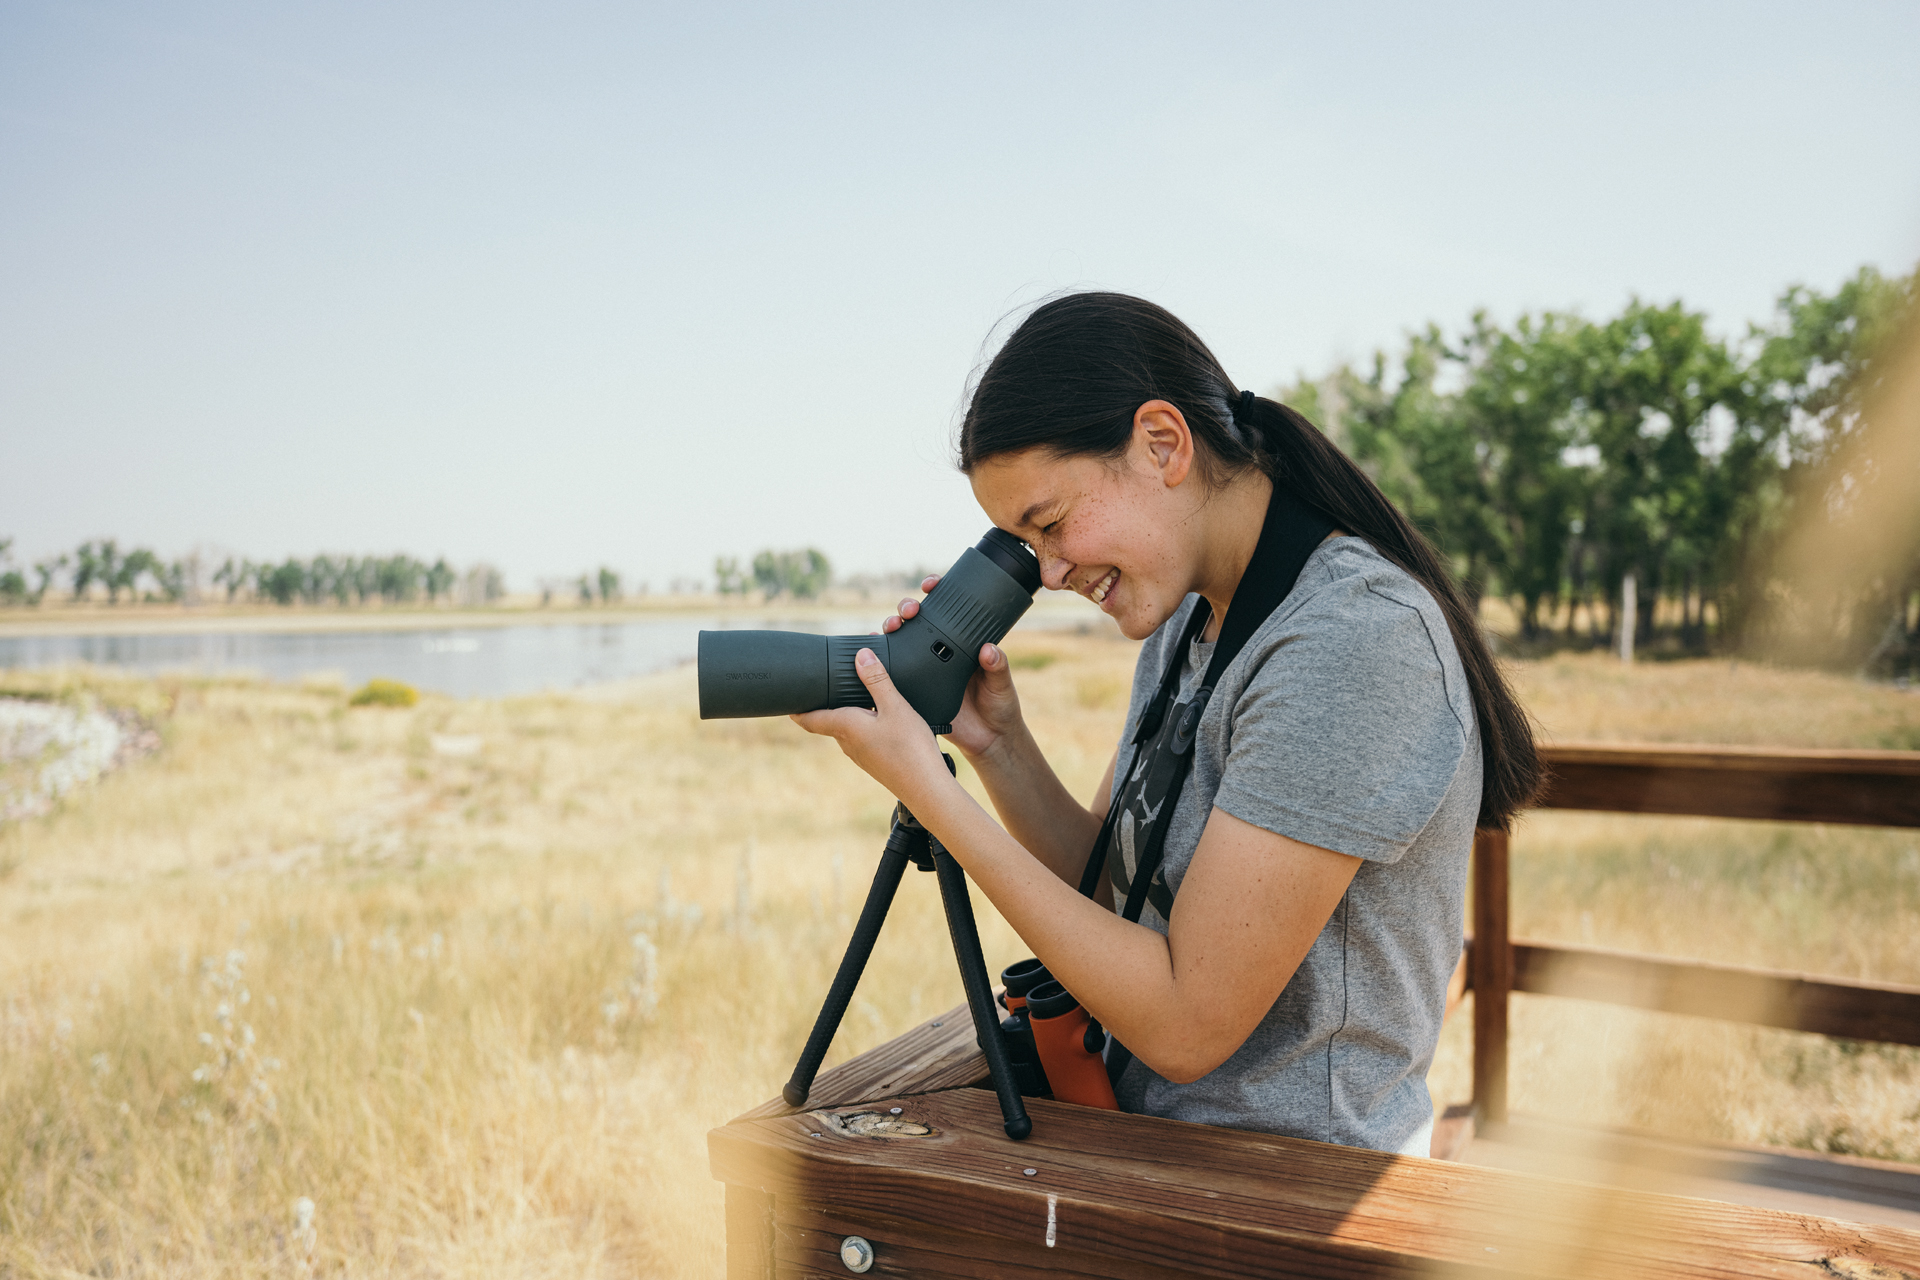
[825, 635, 878, 709]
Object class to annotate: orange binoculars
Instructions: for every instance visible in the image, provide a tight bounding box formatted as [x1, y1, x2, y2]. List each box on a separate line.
[1000, 959, 1119, 1112]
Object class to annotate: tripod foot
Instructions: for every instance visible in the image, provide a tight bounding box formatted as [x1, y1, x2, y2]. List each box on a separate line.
[781, 1081, 808, 1109]
[1004, 1115, 1032, 1140]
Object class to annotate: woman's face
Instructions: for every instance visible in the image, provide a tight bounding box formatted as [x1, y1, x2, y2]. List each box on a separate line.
[968, 413, 1205, 641]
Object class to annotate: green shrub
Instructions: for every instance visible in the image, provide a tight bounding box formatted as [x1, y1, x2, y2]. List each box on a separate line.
[348, 678, 419, 708]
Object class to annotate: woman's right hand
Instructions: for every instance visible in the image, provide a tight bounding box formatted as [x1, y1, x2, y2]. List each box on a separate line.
[882, 574, 1026, 761]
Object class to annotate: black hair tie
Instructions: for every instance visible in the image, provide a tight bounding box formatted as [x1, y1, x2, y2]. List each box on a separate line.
[1237, 389, 1257, 419]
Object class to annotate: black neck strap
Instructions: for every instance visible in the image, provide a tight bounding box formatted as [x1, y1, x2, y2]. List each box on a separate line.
[1076, 481, 1334, 900]
[1131, 481, 1334, 744]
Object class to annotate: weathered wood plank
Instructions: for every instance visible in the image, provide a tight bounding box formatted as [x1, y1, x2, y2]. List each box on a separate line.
[733, 1003, 987, 1122]
[1470, 829, 1511, 1125]
[1512, 939, 1920, 1046]
[1536, 742, 1920, 827]
[709, 1088, 1920, 1280]
[774, 1201, 1226, 1279]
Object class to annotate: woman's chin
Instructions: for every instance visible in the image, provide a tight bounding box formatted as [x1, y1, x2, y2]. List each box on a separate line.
[1113, 607, 1160, 642]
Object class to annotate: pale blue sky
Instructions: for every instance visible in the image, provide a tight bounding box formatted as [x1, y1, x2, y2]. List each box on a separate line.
[4, 2, 1917, 590]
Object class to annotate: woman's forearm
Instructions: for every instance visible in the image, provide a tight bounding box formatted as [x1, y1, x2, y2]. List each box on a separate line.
[917, 779, 1189, 1059]
[788, 653, 1351, 1085]
[912, 774, 1359, 1085]
[961, 723, 1105, 887]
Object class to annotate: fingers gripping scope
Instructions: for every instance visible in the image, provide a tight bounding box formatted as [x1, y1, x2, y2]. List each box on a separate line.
[697, 530, 1041, 732]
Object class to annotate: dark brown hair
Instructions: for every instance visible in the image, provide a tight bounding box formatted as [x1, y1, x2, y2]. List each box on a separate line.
[959, 291, 1541, 829]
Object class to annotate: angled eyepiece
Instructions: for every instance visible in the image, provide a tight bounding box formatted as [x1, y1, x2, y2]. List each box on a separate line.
[974, 528, 1041, 595]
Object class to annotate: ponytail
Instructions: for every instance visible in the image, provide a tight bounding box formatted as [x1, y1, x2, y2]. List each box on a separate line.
[1234, 394, 1542, 827]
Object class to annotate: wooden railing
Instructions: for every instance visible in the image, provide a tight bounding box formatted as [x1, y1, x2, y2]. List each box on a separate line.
[1469, 742, 1920, 1126]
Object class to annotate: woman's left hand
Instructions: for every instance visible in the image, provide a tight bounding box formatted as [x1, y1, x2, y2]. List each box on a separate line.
[790, 647, 951, 805]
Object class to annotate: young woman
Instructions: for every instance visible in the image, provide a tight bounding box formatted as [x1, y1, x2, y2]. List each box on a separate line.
[794, 293, 1540, 1157]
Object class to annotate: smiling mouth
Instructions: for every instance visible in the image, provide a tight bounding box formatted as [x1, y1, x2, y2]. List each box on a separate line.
[1089, 568, 1119, 604]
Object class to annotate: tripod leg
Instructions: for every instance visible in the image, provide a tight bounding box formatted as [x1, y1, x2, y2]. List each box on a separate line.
[933, 849, 1033, 1141]
[782, 844, 911, 1108]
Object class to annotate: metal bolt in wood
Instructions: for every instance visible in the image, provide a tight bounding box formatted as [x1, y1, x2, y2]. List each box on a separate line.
[838, 1235, 874, 1273]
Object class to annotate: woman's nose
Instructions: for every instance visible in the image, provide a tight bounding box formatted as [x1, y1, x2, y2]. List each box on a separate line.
[1039, 553, 1074, 591]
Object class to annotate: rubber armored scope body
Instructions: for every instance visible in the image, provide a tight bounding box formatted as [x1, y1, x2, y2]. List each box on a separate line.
[697, 529, 1041, 733]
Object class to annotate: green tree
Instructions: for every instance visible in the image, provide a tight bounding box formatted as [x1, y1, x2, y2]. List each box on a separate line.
[750, 548, 832, 599]
[1576, 300, 1742, 647]
[426, 558, 458, 602]
[261, 559, 307, 605]
[1330, 327, 1504, 606]
[71, 541, 102, 601]
[0, 539, 25, 605]
[104, 547, 163, 602]
[713, 556, 747, 596]
[596, 566, 622, 602]
[213, 557, 251, 602]
[31, 554, 66, 604]
[750, 550, 782, 598]
[1452, 312, 1591, 640]
[375, 556, 423, 603]
[157, 559, 189, 602]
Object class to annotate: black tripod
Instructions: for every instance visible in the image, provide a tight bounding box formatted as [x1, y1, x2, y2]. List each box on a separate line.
[781, 752, 1032, 1140]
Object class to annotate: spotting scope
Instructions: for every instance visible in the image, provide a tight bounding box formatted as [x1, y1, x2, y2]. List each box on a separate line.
[697, 529, 1041, 733]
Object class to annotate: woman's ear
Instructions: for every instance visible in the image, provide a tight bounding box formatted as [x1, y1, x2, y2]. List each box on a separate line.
[1133, 400, 1195, 488]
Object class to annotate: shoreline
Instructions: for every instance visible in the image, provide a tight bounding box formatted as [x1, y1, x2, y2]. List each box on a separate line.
[0, 593, 1111, 639]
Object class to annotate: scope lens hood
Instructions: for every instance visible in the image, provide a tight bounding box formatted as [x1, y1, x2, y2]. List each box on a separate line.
[975, 528, 1042, 596]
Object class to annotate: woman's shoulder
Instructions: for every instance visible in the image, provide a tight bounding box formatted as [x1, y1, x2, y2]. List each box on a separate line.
[1250, 536, 1475, 736]
[1281, 537, 1451, 641]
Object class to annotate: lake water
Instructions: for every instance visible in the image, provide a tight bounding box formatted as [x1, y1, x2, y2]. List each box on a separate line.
[0, 612, 1096, 699]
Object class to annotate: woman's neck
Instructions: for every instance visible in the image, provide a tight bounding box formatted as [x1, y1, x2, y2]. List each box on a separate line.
[1193, 470, 1275, 644]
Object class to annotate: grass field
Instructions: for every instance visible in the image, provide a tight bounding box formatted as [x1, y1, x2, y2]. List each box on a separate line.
[3, 639, 1918, 1277]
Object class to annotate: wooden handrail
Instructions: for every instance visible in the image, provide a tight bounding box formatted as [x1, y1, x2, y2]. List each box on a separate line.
[1537, 740, 1920, 827]
[1470, 742, 1920, 1126]
[1510, 939, 1920, 1046]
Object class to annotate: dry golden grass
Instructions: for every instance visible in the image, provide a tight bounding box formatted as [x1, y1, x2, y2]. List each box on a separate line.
[2, 641, 1917, 1276]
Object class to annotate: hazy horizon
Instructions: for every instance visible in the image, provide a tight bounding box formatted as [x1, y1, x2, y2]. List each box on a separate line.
[4, 2, 1917, 593]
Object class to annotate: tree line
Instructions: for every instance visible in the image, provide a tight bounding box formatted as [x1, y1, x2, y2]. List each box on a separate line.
[713, 548, 833, 599]
[0, 542, 508, 608]
[0, 539, 195, 605]
[1286, 262, 1919, 675]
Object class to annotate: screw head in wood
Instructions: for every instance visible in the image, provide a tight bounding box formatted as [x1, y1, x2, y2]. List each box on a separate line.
[839, 1235, 875, 1273]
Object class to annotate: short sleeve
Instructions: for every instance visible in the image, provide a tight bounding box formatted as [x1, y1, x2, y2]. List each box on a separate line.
[1209, 577, 1471, 864]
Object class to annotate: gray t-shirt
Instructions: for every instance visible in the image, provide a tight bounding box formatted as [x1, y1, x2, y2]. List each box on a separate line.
[1106, 536, 1481, 1154]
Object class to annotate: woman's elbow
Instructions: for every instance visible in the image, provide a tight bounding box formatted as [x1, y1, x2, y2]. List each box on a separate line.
[1135, 1033, 1240, 1085]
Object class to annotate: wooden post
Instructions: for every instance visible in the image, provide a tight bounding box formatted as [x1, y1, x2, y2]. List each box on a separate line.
[1471, 827, 1511, 1127]
[724, 1184, 774, 1280]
